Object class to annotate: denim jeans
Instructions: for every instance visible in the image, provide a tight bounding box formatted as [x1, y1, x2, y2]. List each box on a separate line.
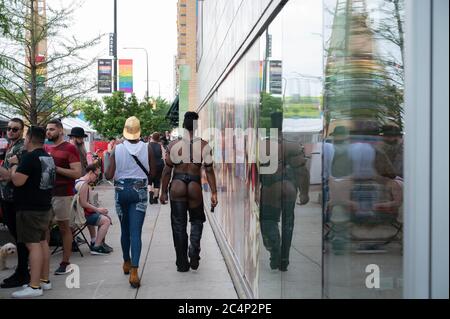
[114, 179, 148, 267]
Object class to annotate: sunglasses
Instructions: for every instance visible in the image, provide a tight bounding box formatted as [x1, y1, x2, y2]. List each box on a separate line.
[7, 127, 21, 133]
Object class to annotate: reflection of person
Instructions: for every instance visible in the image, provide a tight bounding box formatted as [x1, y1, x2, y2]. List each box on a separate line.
[379, 125, 403, 179]
[68, 127, 88, 175]
[105, 116, 154, 288]
[160, 112, 218, 272]
[259, 112, 310, 272]
[10, 126, 55, 298]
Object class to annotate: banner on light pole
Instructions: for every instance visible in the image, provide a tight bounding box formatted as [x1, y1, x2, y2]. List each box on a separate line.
[98, 59, 113, 94]
[119, 59, 133, 93]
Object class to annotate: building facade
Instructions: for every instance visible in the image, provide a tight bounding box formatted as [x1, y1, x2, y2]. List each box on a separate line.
[190, 0, 448, 299]
[176, 0, 198, 119]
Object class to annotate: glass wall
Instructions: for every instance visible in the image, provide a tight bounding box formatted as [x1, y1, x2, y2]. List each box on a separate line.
[257, 0, 324, 299]
[323, 0, 404, 299]
[199, 40, 261, 296]
[198, 0, 405, 299]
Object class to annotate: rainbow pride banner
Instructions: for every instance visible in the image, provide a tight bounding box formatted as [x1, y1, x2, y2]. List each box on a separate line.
[119, 59, 133, 93]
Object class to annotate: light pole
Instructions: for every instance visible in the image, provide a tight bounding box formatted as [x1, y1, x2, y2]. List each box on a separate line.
[123, 47, 149, 99]
[113, 0, 118, 92]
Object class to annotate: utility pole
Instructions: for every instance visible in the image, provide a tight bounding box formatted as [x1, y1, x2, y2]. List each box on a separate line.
[113, 0, 118, 92]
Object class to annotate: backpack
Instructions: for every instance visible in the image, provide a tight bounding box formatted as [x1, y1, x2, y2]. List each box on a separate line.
[70, 181, 87, 228]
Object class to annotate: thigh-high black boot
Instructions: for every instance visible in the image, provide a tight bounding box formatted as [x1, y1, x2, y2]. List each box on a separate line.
[170, 201, 190, 272]
[188, 205, 206, 270]
[280, 201, 296, 271]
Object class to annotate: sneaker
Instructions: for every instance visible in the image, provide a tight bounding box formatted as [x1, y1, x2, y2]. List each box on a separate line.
[102, 242, 114, 253]
[22, 281, 52, 291]
[54, 262, 72, 275]
[11, 285, 43, 298]
[90, 245, 110, 256]
[1, 272, 30, 289]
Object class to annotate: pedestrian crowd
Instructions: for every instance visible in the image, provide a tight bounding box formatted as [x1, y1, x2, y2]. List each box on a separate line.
[0, 113, 218, 297]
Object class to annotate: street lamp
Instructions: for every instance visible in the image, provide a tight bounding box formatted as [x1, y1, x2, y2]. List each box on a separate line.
[123, 47, 149, 99]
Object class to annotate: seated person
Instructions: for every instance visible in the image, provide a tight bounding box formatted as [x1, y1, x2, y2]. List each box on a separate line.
[75, 164, 112, 255]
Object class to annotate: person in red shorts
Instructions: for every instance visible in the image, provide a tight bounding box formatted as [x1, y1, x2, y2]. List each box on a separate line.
[45, 119, 82, 275]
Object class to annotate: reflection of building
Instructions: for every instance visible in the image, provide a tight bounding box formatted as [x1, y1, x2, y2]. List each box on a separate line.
[26, 0, 50, 120]
[324, 0, 392, 133]
[268, 60, 283, 95]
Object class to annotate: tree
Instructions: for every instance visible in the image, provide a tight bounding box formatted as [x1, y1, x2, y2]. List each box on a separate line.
[0, 0, 12, 35]
[323, 0, 405, 133]
[373, 0, 405, 130]
[0, 0, 18, 36]
[81, 92, 173, 139]
[0, 0, 102, 125]
[260, 91, 283, 132]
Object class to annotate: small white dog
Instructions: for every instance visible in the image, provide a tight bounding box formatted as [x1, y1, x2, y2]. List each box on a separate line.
[0, 243, 17, 270]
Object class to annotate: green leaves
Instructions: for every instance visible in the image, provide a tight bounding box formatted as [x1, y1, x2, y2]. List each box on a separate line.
[81, 92, 173, 139]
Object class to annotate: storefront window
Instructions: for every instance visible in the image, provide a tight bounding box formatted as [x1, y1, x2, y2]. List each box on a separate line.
[258, 0, 324, 299]
[199, 0, 405, 299]
[323, 0, 405, 299]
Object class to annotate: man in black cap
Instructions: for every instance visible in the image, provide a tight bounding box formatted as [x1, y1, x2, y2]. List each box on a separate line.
[69, 127, 88, 175]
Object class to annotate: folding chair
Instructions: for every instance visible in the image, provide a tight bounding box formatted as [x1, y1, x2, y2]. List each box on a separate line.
[51, 191, 89, 257]
[51, 223, 90, 257]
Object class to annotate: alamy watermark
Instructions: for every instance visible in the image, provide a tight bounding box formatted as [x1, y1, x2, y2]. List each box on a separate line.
[65, 264, 80, 289]
[365, 264, 381, 289]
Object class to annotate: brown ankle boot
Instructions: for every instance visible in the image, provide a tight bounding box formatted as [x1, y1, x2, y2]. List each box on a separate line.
[123, 260, 132, 275]
[129, 267, 140, 288]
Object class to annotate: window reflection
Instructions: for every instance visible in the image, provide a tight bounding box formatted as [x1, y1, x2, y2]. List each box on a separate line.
[323, 0, 405, 299]
[258, 0, 323, 299]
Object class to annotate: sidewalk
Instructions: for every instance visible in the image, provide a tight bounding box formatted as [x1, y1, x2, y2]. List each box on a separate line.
[0, 186, 237, 299]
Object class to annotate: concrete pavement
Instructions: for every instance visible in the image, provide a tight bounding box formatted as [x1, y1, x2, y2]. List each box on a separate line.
[0, 186, 237, 299]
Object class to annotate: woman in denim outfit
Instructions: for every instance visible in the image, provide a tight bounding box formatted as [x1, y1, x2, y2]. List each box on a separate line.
[105, 117, 155, 288]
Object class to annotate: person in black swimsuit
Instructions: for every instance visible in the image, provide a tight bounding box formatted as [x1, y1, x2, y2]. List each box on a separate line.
[160, 112, 218, 272]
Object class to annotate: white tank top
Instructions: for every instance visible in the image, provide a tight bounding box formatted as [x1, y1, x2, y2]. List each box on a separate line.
[114, 141, 149, 180]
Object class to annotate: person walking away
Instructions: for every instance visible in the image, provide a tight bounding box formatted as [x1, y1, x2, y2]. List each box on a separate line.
[75, 164, 112, 255]
[0, 118, 30, 288]
[160, 112, 218, 272]
[105, 116, 156, 288]
[45, 119, 82, 275]
[9, 126, 56, 298]
[148, 132, 165, 204]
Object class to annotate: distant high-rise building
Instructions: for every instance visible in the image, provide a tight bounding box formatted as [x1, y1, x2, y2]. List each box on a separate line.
[176, 0, 197, 114]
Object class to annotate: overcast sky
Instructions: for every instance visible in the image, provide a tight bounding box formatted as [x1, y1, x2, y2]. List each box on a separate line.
[55, 0, 178, 102]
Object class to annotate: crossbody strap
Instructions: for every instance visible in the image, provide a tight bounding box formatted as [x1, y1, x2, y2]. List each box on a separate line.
[131, 154, 149, 177]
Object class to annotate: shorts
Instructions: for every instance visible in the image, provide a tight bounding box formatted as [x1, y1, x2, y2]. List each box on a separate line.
[16, 210, 52, 243]
[51, 196, 74, 222]
[86, 213, 102, 226]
